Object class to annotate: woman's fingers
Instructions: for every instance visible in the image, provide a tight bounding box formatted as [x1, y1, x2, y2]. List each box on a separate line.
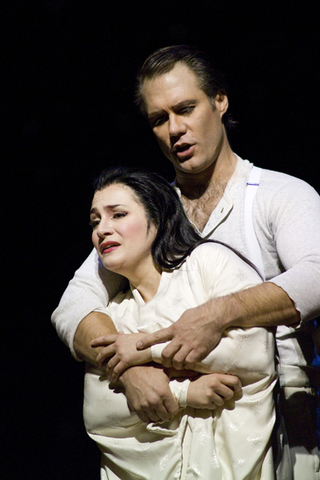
[91, 334, 119, 347]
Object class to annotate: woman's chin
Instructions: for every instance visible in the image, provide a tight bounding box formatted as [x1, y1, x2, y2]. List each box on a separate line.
[102, 261, 126, 277]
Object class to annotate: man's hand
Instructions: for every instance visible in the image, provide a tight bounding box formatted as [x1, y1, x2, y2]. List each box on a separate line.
[187, 373, 242, 409]
[136, 283, 300, 370]
[137, 300, 225, 370]
[118, 365, 180, 423]
[91, 332, 152, 380]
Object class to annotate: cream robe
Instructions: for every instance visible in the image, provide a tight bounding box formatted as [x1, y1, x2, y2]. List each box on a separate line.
[84, 243, 276, 479]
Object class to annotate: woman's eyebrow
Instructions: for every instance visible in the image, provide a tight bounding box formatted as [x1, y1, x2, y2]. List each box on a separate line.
[90, 204, 127, 214]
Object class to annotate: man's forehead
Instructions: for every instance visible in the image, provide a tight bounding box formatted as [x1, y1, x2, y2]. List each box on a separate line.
[142, 64, 202, 111]
[143, 63, 199, 89]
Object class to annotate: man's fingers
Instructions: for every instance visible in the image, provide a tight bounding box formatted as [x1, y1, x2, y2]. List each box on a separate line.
[164, 397, 180, 417]
[145, 410, 163, 423]
[146, 398, 178, 422]
[161, 341, 184, 368]
[135, 404, 171, 423]
[167, 344, 192, 370]
[136, 328, 173, 350]
[183, 345, 209, 368]
[165, 343, 206, 370]
[133, 410, 151, 423]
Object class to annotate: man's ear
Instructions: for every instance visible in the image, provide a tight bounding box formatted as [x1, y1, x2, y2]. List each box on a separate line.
[215, 94, 229, 117]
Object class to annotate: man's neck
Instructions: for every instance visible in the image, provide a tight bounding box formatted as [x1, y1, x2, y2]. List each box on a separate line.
[175, 149, 237, 233]
[176, 149, 237, 200]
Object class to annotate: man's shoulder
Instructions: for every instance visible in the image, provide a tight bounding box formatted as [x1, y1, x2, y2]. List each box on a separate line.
[259, 167, 317, 193]
[260, 166, 303, 181]
[252, 166, 320, 215]
[236, 154, 312, 185]
[235, 155, 319, 206]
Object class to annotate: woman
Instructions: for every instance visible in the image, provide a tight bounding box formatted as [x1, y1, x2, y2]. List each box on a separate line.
[84, 166, 276, 480]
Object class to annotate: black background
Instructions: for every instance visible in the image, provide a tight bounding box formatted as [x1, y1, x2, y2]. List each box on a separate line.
[2, 1, 320, 478]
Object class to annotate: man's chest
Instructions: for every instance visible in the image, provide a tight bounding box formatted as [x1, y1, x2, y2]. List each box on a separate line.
[183, 189, 226, 232]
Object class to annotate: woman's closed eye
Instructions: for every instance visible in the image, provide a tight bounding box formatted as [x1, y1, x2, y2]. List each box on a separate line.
[112, 212, 128, 219]
[89, 218, 100, 229]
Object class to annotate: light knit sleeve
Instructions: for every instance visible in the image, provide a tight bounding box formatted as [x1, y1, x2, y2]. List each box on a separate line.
[51, 248, 127, 359]
[258, 176, 320, 322]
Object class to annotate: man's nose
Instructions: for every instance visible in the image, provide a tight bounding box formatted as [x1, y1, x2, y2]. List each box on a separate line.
[169, 114, 187, 139]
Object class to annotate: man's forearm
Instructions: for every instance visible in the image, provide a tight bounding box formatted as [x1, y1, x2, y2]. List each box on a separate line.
[74, 311, 117, 364]
[219, 281, 300, 330]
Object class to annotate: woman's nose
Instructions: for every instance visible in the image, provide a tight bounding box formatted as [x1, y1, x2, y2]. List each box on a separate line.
[97, 219, 114, 237]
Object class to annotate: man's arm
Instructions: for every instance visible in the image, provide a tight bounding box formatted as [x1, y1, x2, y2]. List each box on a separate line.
[137, 280, 299, 370]
[137, 178, 320, 369]
[74, 312, 118, 364]
[51, 249, 126, 358]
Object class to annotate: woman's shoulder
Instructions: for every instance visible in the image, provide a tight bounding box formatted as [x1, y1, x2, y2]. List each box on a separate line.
[187, 241, 261, 282]
[188, 241, 237, 262]
[185, 241, 236, 274]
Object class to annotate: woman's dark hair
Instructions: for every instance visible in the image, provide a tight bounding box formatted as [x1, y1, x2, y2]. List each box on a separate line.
[135, 45, 236, 131]
[93, 166, 203, 271]
[93, 166, 259, 276]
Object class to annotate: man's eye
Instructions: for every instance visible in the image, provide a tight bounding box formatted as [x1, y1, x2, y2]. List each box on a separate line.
[180, 106, 195, 115]
[150, 116, 167, 128]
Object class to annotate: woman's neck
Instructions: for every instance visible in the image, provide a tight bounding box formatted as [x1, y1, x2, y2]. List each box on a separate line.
[128, 262, 162, 303]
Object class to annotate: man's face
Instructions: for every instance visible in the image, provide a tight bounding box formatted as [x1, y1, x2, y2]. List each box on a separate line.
[142, 63, 228, 175]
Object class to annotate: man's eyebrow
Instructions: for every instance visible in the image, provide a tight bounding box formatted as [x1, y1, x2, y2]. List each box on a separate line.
[147, 99, 198, 119]
[172, 99, 198, 110]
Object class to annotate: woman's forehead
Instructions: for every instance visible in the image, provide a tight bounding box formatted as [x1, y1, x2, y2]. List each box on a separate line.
[92, 183, 142, 209]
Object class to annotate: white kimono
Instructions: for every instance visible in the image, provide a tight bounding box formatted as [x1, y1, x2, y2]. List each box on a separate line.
[84, 243, 277, 479]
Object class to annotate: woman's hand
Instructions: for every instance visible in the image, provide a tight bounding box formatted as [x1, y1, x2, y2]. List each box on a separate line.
[91, 332, 152, 381]
[187, 373, 242, 409]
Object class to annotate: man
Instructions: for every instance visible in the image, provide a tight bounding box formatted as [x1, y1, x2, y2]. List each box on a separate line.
[52, 46, 320, 478]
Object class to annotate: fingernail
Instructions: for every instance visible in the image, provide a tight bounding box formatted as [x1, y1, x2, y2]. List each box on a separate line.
[136, 341, 142, 349]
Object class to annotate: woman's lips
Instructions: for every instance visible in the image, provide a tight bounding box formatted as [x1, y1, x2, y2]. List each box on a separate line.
[100, 242, 120, 254]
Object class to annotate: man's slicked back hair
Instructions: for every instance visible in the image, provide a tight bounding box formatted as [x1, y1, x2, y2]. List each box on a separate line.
[135, 45, 236, 131]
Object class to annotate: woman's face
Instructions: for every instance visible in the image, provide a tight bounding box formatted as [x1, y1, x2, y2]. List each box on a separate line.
[90, 184, 157, 280]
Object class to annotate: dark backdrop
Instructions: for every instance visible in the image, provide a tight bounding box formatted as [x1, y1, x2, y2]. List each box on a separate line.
[2, 1, 320, 478]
